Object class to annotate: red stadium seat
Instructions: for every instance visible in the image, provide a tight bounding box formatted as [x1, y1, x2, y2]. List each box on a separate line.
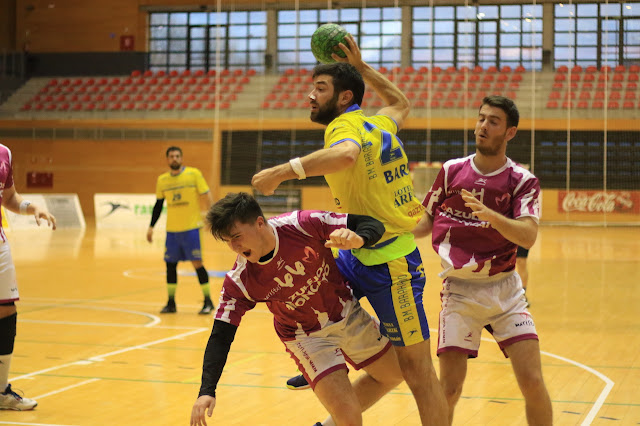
[515, 65, 525, 73]
[585, 66, 597, 73]
[608, 101, 619, 109]
[562, 101, 574, 108]
[143, 70, 153, 77]
[430, 100, 440, 108]
[190, 102, 203, 110]
[623, 101, 635, 109]
[577, 101, 589, 109]
[546, 100, 559, 109]
[124, 102, 135, 111]
[500, 65, 512, 73]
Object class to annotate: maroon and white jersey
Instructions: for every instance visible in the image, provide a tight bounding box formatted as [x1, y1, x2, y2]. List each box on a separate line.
[423, 154, 540, 280]
[214, 210, 356, 341]
[0, 144, 14, 241]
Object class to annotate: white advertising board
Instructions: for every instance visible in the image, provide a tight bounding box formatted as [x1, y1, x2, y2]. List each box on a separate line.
[94, 194, 166, 229]
[4, 193, 85, 230]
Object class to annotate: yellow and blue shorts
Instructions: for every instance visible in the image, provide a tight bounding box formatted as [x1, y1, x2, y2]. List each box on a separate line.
[335, 247, 430, 347]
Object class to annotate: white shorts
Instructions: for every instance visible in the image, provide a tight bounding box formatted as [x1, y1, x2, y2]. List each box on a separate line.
[438, 272, 537, 358]
[284, 301, 391, 389]
[0, 241, 18, 303]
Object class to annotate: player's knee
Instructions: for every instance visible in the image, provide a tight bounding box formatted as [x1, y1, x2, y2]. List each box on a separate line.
[518, 370, 546, 396]
[0, 313, 17, 355]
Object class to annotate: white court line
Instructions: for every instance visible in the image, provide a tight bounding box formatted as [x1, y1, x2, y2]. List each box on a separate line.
[0, 422, 79, 426]
[10, 328, 207, 382]
[446, 330, 614, 426]
[20, 319, 201, 330]
[32, 378, 100, 400]
[540, 350, 615, 426]
[20, 303, 161, 327]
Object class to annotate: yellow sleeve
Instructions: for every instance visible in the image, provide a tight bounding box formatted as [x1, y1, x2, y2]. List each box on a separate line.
[324, 118, 362, 150]
[369, 115, 399, 135]
[195, 168, 210, 195]
[155, 176, 164, 199]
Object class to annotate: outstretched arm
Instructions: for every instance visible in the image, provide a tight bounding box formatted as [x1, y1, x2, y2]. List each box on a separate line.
[333, 35, 410, 129]
[252, 140, 360, 196]
[1, 185, 56, 229]
[191, 320, 238, 426]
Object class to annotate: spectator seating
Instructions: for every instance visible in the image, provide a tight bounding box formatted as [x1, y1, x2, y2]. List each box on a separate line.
[21, 68, 256, 113]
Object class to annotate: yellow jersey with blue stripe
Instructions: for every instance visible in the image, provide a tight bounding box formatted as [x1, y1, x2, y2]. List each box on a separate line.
[323, 105, 424, 265]
[155, 166, 210, 232]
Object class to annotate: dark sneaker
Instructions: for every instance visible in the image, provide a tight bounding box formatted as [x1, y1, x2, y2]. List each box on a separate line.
[313, 423, 322, 426]
[198, 298, 215, 315]
[160, 299, 176, 314]
[286, 374, 310, 390]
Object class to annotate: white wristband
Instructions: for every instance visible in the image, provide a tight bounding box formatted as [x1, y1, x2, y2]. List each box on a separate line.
[19, 200, 32, 215]
[289, 157, 306, 180]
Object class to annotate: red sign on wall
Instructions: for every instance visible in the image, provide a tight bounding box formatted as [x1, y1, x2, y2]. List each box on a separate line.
[558, 190, 640, 214]
[120, 35, 134, 51]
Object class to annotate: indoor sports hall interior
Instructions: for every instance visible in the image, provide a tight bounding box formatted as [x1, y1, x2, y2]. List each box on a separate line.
[0, 0, 638, 425]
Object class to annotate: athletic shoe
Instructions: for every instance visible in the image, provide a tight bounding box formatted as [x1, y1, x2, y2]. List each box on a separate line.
[0, 384, 37, 411]
[313, 423, 322, 426]
[160, 299, 177, 314]
[198, 298, 215, 315]
[286, 374, 310, 390]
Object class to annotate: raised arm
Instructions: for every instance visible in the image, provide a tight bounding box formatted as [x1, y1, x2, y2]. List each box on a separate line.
[333, 35, 410, 129]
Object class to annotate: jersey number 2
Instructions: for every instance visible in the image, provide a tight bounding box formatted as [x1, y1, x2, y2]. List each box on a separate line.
[365, 124, 406, 166]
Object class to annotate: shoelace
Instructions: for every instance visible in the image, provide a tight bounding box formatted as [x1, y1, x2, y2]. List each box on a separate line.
[3, 385, 24, 400]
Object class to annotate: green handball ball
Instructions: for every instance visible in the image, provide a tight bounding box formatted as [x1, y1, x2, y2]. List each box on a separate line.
[311, 23, 349, 64]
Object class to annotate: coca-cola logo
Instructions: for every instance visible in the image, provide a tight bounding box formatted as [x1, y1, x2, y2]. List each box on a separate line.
[559, 191, 638, 213]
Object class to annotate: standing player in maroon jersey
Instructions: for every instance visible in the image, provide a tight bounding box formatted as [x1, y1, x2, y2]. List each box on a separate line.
[414, 96, 552, 425]
[191, 193, 404, 426]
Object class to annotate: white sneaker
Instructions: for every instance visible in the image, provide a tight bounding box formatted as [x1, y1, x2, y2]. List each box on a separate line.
[0, 384, 38, 410]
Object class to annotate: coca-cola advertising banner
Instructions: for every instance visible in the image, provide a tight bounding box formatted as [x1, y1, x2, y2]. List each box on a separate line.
[558, 191, 640, 214]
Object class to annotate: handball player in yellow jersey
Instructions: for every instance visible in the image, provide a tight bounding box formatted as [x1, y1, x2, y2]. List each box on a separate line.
[252, 36, 447, 425]
[147, 146, 215, 315]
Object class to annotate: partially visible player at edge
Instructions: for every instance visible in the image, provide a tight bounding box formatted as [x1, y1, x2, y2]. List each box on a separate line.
[147, 146, 215, 315]
[413, 96, 552, 425]
[0, 143, 56, 411]
[252, 35, 448, 425]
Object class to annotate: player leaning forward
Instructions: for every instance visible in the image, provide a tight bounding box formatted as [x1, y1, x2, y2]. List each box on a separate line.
[190, 192, 403, 426]
[252, 35, 447, 425]
[414, 95, 552, 425]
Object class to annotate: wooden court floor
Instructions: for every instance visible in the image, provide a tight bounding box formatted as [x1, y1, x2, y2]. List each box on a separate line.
[1, 224, 639, 426]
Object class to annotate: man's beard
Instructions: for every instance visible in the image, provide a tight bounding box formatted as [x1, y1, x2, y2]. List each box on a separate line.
[169, 162, 182, 170]
[475, 133, 506, 156]
[310, 93, 340, 125]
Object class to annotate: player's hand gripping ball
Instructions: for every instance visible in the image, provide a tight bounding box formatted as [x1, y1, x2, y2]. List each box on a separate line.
[311, 23, 349, 64]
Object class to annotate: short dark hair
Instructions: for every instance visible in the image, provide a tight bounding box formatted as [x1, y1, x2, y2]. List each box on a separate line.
[481, 96, 520, 128]
[206, 192, 265, 240]
[166, 146, 182, 157]
[312, 62, 365, 107]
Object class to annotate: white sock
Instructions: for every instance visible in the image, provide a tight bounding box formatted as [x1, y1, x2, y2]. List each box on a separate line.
[0, 353, 11, 391]
[321, 417, 336, 426]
